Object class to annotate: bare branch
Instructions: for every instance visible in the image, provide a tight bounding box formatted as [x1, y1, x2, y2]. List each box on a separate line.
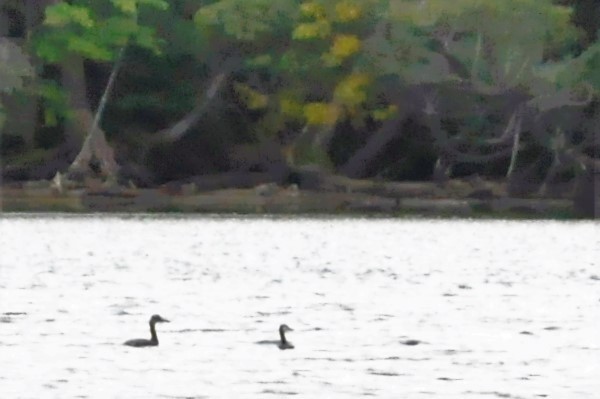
[506, 121, 521, 178]
[420, 90, 520, 165]
[422, 89, 439, 116]
[485, 104, 524, 145]
[339, 118, 403, 178]
[446, 146, 514, 163]
[528, 83, 594, 111]
[511, 57, 530, 85]
[156, 72, 227, 142]
[471, 32, 482, 81]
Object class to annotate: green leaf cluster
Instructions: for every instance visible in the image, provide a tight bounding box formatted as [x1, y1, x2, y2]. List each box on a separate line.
[195, 0, 299, 41]
[39, 81, 72, 127]
[35, 0, 169, 63]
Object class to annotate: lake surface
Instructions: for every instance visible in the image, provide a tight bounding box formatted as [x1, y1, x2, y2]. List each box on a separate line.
[0, 215, 598, 398]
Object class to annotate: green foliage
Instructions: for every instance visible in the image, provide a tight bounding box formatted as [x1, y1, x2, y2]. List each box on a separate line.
[574, 42, 600, 91]
[110, 0, 169, 14]
[531, 39, 600, 102]
[29, 0, 172, 134]
[385, 0, 578, 89]
[36, 0, 169, 63]
[39, 81, 72, 127]
[195, 0, 299, 41]
[361, 23, 431, 78]
[44, 3, 95, 28]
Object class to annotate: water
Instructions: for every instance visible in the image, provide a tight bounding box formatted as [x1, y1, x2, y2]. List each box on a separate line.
[0, 215, 598, 398]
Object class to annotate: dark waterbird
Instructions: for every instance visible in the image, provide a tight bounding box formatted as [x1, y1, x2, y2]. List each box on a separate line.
[124, 314, 169, 347]
[257, 324, 295, 350]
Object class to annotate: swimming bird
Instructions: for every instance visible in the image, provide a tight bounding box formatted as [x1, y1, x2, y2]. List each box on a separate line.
[277, 324, 294, 350]
[257, 324, 294, 350]
[123, 314, 169, 347]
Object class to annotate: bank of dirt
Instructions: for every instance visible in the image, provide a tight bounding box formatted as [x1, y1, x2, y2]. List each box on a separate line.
[1, 175, 584, 219]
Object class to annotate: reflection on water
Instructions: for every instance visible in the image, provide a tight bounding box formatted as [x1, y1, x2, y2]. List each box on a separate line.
[0, 215, 598, 398]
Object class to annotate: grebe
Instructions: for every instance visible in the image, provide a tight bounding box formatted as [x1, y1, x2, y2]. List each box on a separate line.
[124, 314, 169, 347]
[277, 324, 294, 349]
[257, 324, 294, 350]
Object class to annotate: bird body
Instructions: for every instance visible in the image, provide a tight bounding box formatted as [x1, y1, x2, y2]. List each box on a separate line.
[257, 324, 294, 349]
[124, 314, 169, 347]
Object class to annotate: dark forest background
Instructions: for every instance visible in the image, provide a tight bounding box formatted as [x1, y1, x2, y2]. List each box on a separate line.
[1, 0, 598, 202]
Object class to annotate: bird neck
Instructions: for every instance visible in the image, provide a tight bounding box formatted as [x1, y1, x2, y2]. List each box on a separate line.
[279, 329, 287, 345]
[149, 322, 158, 344]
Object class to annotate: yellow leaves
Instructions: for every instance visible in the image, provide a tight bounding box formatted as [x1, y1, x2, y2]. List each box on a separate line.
[300, 2, 326, 19]
[280, 98, 305, 119]
[295, 1, 363, 40]
[234, 83, 268, 110]
[292, 21, 331, 40]
[301, 0, 363, 22]
[280, 73, 372, 127]
[331, 34, 361, 58]
[334, 73, 370, 106]
[335, 1, 363, 22]
[294, 0, 364, 61]
[295, 2, 330, 39]
[247, 54, 272, 67]
[372, 104, 398, 121]
[304, 102, 341, 126]
[322, 34, 361, 65]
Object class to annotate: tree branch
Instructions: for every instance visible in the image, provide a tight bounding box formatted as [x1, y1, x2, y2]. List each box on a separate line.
[68, 49, 124, 178]
[339, 118, 403, 178]
[155, 72, 227, 142]
[485, 104, 524, 145]
[421, 90, 519, 165]
[528, 83, 594, 112]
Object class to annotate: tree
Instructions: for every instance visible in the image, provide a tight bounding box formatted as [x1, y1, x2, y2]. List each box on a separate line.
[0, 38, 34, 130]
[194, 0, 388, 171]
[34, 0, 168, 180]
[2, 0, 596, 205]
[0, 0, 50, 149]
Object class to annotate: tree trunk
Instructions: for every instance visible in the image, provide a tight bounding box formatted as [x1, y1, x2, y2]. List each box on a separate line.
[432, 155, 451, 185]
[283, 124, 335, 168]
[21, 0, 57, 148]
[62, 54, 119, 179]
[572, 166, 598, 218]
[60, 54, 89, 146]
[1, 90, 37, 148]
[339, 118, 403, 178]
[1, 0, 50, 148]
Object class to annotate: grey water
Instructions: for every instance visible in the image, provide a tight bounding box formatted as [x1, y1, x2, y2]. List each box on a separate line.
[0, 215, 598, 398]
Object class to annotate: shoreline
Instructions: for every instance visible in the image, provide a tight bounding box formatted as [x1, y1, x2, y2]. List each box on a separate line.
[0, 181, 581, 219]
